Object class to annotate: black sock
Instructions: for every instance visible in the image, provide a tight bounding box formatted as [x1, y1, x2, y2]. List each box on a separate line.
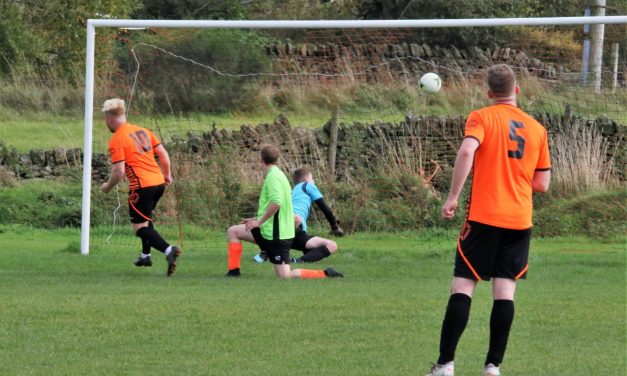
[437, 293, 472, 364]
[298, 245, 332, 262]
[136, 226, 169, 253]
[485, 299, 515, 367]
[141, 222, 154, 255]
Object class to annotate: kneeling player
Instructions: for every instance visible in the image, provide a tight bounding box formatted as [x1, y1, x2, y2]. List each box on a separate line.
[254, 165, 343, 264]
[225, 145, 343, 279]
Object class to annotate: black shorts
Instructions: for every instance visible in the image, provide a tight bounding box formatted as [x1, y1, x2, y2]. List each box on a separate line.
[454, 220, 531, 281]
[128, 185, 165, 224]
[292, 230, 314, 252]
[251, 227, 293, 265]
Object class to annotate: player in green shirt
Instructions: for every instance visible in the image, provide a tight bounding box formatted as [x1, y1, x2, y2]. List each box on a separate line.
[225, 144, 343, 278]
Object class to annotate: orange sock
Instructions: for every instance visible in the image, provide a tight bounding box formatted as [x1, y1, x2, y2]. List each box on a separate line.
[299, 269, 326, 279]
[227, 242, 243, 270]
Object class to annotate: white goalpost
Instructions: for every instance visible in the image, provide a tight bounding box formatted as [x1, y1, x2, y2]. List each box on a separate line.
[81, 16, 627, 255]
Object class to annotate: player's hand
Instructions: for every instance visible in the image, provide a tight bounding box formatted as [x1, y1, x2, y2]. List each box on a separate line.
[331, 226, 344, 237]
[245, 220, 260, 231]
[100, 182, 110, 193]
[164, 173, 173, 186]
[442, 198, 458, 220]
[240, 218, 254, 224]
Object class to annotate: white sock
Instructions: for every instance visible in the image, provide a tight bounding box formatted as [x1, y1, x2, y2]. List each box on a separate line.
[165, 246, 172, 255]
[141, 253, 151, 259]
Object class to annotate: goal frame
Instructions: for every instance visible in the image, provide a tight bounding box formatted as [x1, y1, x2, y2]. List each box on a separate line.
[81, 16, 627, 255]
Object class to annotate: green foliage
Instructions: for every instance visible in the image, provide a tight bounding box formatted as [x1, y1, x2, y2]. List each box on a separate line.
[120, 29, 274, 113]
[0, 0, 140, 79]
[534, 189, 627, 239]
[358, 0, 590, 49]
[134, 0, 247, 20]
[247, 0, 359, 20]
[0, 179, 81, 228]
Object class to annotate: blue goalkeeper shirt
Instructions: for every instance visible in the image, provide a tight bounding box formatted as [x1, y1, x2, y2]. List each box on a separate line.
[292, 181, 323, 232]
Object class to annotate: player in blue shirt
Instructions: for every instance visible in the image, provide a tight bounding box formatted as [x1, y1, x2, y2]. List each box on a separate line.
[254, 165, 343, 263]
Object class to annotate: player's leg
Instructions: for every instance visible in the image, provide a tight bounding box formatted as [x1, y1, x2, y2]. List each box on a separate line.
[296, 235, 337, 262]
[483, 227, 530, 375]
[148, 184, 183, 277]
[267, 238, 343, 279]
[483, 278, 516, 376]
[131, 220, 153, 267]
[253, 215, 303, 264]
[428, 221, 499, 375]
[427, 277, 478, 376]
[138, 186, 164, 258]
[130, 186, 181, 274]
[225, 224, 257, 276]
[272, 263, 343, 279]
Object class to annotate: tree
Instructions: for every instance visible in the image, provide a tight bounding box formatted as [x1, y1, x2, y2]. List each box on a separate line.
[0, 0, 141, 79]
[133, 0, 246, 20]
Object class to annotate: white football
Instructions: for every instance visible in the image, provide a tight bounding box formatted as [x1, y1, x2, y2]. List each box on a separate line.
[419, 72, 442, 93]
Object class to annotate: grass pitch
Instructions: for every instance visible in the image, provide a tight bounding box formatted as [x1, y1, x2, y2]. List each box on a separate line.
[0, 226, 624, 375]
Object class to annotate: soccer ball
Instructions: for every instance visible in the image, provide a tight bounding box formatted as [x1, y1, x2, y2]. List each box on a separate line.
[419, 72, 442, 93]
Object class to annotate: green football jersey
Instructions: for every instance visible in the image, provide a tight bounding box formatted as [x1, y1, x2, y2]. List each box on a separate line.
[257, 165, 295, 240]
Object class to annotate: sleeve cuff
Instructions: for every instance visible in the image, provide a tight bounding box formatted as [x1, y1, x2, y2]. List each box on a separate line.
[535, 167, 551, 171]
[464, 135, 481, 144]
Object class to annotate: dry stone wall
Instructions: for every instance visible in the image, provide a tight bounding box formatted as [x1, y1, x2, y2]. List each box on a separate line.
[0, 113, 623, 183]
[268, 42, 581, 83]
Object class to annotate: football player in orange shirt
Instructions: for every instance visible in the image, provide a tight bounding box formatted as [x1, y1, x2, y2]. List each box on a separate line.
[100, 98, 181, 276]
[426, 64, 551, 376]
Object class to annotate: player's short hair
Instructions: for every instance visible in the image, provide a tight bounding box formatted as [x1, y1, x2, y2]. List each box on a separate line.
[101, 98, 126, 116]
[260, 144, 280, 165]
[487, 64, 517, 97]
[292, 165, 312, 184]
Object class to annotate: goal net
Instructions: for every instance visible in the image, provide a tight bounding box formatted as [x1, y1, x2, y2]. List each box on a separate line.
[83, 17, 627, 254]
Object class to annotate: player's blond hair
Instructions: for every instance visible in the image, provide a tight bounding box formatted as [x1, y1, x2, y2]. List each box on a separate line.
[101, 98, 126, 116]
[487, 64, 516, 97]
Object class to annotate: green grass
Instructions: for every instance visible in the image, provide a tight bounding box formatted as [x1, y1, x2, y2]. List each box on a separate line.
[0, 111, 411, 152]
[534, 189, 627, 239]
[0, 179, 82, 228]
[0, 225, 624, 375]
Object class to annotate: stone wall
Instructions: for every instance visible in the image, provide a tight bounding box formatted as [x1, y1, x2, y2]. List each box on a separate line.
[267, 42, 585, 83]
[1, 113, 623, 183]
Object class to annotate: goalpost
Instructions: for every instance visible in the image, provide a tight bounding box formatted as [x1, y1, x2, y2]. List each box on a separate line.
[81, 16, 627, 255]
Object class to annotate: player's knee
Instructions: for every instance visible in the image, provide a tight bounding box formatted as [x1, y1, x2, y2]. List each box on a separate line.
[227, 225, 241, 239]
[132, 222, 149, 235]
[326, 240, 338, 253]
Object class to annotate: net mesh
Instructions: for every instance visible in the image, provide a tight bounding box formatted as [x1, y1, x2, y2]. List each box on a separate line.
[89, 24, 626, 251]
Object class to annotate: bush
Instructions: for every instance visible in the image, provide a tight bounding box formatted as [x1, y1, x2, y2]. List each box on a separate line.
[534, 188, 627, 239]
[116, 29, 274, 114]
[0, 179, 81, 228]
[549, 120, 619, 198]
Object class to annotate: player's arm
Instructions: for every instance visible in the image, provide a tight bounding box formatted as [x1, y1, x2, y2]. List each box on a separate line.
[313, 198, 343, 235]
[246, 203, 280, 230]
[294, 215, 303, 229]
[532, 170, 551, 192]
[101, 161, 125, 193]
[442, 137, 480, 219]
[532, 128, 551, 193]
[154, 144, 172, 185]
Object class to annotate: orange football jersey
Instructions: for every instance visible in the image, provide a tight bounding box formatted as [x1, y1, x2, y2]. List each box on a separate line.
[108, 123, 165, 190]
[464, 104, 551, 229]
